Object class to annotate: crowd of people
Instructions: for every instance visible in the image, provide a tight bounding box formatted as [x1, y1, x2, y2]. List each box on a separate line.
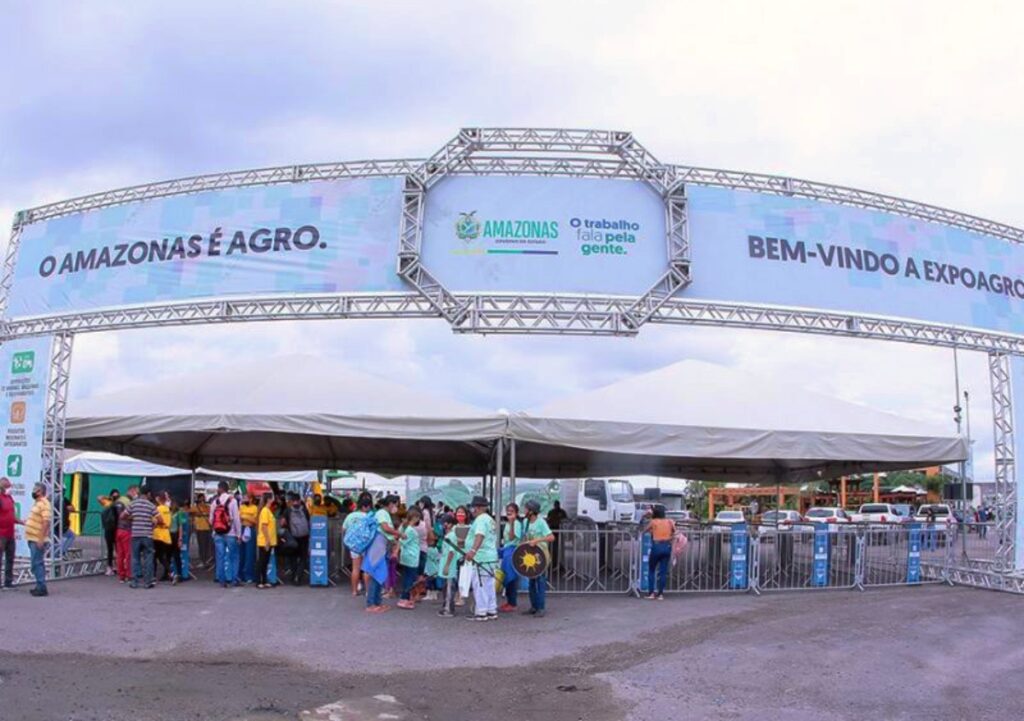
[0, 475, 571, 613]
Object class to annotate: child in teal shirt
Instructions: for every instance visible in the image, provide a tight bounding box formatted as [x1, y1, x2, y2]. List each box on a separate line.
[397, 508, 422, 609]
[438, 513, 462, 617]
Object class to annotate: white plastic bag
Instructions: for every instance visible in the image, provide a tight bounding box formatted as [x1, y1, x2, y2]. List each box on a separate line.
[458, 563, 473, 598]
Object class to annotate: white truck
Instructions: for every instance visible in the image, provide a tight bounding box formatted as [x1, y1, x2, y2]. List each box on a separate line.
[850, 503, 905, 526]
[557, 478, 637, 525]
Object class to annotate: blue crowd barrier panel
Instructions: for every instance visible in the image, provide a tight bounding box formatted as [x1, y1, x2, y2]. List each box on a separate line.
[310, 516, 329, 586]
[812, 525, 829, 587]
[640, 532, 652, 594]
[729, 524, 749, 590]
[907, 523, 922, 584]
[180, 523, 192, 580]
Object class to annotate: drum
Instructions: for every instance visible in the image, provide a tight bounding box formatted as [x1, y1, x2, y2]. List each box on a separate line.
[512, 543, 550, 579]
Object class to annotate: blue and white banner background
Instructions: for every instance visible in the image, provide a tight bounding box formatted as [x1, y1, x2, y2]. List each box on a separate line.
[0, 336, 54, 556]
[8, 179, 405, 319]
[421, 176, 669, 295]
[687, 186, 1024, 336]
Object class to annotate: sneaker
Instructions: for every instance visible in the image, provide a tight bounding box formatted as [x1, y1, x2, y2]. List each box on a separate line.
[498, 603, 516, 613]
[105, 568, 114, 577]
[656, 594, 665, 601]
[145, 583, 156, 589]
[521, 608, 537, 616]
[129, 582, 140, 589]
[30, 587, 48, 597]
[486, 613, 498, 621]
[171, 576, 179, 586]
[533, 609, 546, 618]
[437, 609, 455, 618]
[469, 614, 489, 622]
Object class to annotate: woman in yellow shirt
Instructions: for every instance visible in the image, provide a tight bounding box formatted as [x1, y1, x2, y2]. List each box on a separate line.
[256, 493, 278, 589]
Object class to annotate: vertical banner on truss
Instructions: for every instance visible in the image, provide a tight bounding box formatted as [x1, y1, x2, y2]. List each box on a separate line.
[0, 335, 55, 556]
[1009, 356, 1024, 571]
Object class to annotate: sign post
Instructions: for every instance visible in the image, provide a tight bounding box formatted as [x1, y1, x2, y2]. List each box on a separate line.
[907, 523, 922, 584]
[812, 524, 830, 587]
[309, 515, 329, 586]
[729, 524, 749, 590]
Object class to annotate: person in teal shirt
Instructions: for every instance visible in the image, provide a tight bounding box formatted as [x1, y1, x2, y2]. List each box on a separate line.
[366, 495, 401, 612]
[437, 513, 462, 618]
[397, 507, 422, 609]
[465, 496, 498, 620]
[500, 503, 524, 612]
[521, 500, 555, 617]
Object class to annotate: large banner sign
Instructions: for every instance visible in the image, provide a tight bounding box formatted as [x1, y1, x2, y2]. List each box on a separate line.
[0, 336, 54, 556]
[8, 178, 405, 319]
[421, 176, 669, 295]
[687, 186, 1024, 336]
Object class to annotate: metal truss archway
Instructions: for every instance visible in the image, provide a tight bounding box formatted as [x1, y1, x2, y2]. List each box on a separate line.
[3, 127, 1022, 587]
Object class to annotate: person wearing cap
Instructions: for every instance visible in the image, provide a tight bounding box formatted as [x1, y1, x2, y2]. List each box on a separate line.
[24, 483, 52, 596]
[464, 495, 499, 621]
[0, 477, 21, 590]
[521, 499, 555, 617]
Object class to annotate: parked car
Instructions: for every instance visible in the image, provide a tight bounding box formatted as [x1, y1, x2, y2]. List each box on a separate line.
[803, 507, 853, 533]
[914, 504, 957, 528]
[758, 510, 811, 540]
[633, 502, 665, 523]
[666, 509, 696, 524]
[851, 503, 904, 525]
[712, 509, 749, 532]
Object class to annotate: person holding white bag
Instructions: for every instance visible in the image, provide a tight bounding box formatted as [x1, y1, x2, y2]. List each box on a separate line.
[464, 496, 499, 622]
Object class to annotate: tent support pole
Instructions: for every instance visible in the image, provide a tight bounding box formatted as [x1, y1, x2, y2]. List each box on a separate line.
[510, 439, 517, 506]
[495, 438, 504, 516]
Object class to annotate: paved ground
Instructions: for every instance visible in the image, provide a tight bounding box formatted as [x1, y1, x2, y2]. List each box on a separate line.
[0, 577, 1021, 720]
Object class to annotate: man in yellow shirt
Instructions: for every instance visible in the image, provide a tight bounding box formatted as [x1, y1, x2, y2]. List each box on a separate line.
[192, 494, 213, 569]
[239, 494, 259, 584]
[24, 483, 52, 597]
[153, 492, 173, 583]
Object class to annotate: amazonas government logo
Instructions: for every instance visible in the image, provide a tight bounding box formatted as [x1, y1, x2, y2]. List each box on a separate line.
[455, 211, 482, 242]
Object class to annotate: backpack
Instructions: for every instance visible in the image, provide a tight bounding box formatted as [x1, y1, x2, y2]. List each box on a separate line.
[344, 514, 379, 555]
[212, 497, 232, 535]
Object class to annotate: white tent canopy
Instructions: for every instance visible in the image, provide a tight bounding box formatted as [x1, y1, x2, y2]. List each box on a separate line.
[63, 451, 320, 483]
[66, 356, 966, 483]
[506, 360, 967, 483]
[67, 356, 506, 475]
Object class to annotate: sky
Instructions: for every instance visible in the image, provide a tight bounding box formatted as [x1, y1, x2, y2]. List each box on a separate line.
[1, 0, 1019, 482]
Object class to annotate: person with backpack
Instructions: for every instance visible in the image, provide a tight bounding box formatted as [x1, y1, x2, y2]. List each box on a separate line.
[521, 499, 555, 617]
[342, 496, 372, 596]
[256, 492, 277, 589]
[284, 493, 311, 586]
[209, 481, 241, 588]
[98, 489, 123, 576]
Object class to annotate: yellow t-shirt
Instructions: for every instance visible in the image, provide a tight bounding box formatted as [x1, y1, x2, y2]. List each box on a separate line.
[240, 503, 258, 528]
[153, 505, 172, 544]
[257, 506, 278, 548]
[192, 503, 211, 531]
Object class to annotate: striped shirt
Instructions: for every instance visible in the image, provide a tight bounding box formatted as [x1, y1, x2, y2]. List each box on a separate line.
[24, 497, 52, 544]
[129, 497, 158, 538]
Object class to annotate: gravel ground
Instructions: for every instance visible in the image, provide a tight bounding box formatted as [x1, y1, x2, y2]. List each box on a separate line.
[0, 578, 1020, 720]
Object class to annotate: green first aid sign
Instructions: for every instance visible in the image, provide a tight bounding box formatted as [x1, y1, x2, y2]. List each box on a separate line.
[6, 454, 23, 477]
[11, 351, 35, 374]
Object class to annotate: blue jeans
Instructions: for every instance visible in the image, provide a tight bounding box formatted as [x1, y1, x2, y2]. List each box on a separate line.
[131, 537, 154, 586]
[649, 541, 671, 595]
[60, 530, 76, 557]
[504, 578, 519, 607]
[214, 534, 239, 584]
[400, 564, 418, 601]
[29, 541, 47, 591]
[238, 532, 257, 582]
[528, 574, 546, 611]
[268, 549, 279, 585]
[366, 575, 383, 607]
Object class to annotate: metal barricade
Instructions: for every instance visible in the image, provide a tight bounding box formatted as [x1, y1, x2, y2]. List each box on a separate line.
[640, 525, 753, 594]
[859, 523, 948, 587]
[547, 522, 637, 594]
[754, 524, 857, 592]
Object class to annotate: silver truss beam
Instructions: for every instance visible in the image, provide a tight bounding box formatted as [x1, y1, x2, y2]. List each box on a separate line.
[0, 220, 22, 321]
[42, 332, 73, 574]
[990, 352, 1016, 571]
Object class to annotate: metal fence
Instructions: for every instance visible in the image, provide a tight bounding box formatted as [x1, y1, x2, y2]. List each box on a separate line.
[13, 516, 988, 597]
